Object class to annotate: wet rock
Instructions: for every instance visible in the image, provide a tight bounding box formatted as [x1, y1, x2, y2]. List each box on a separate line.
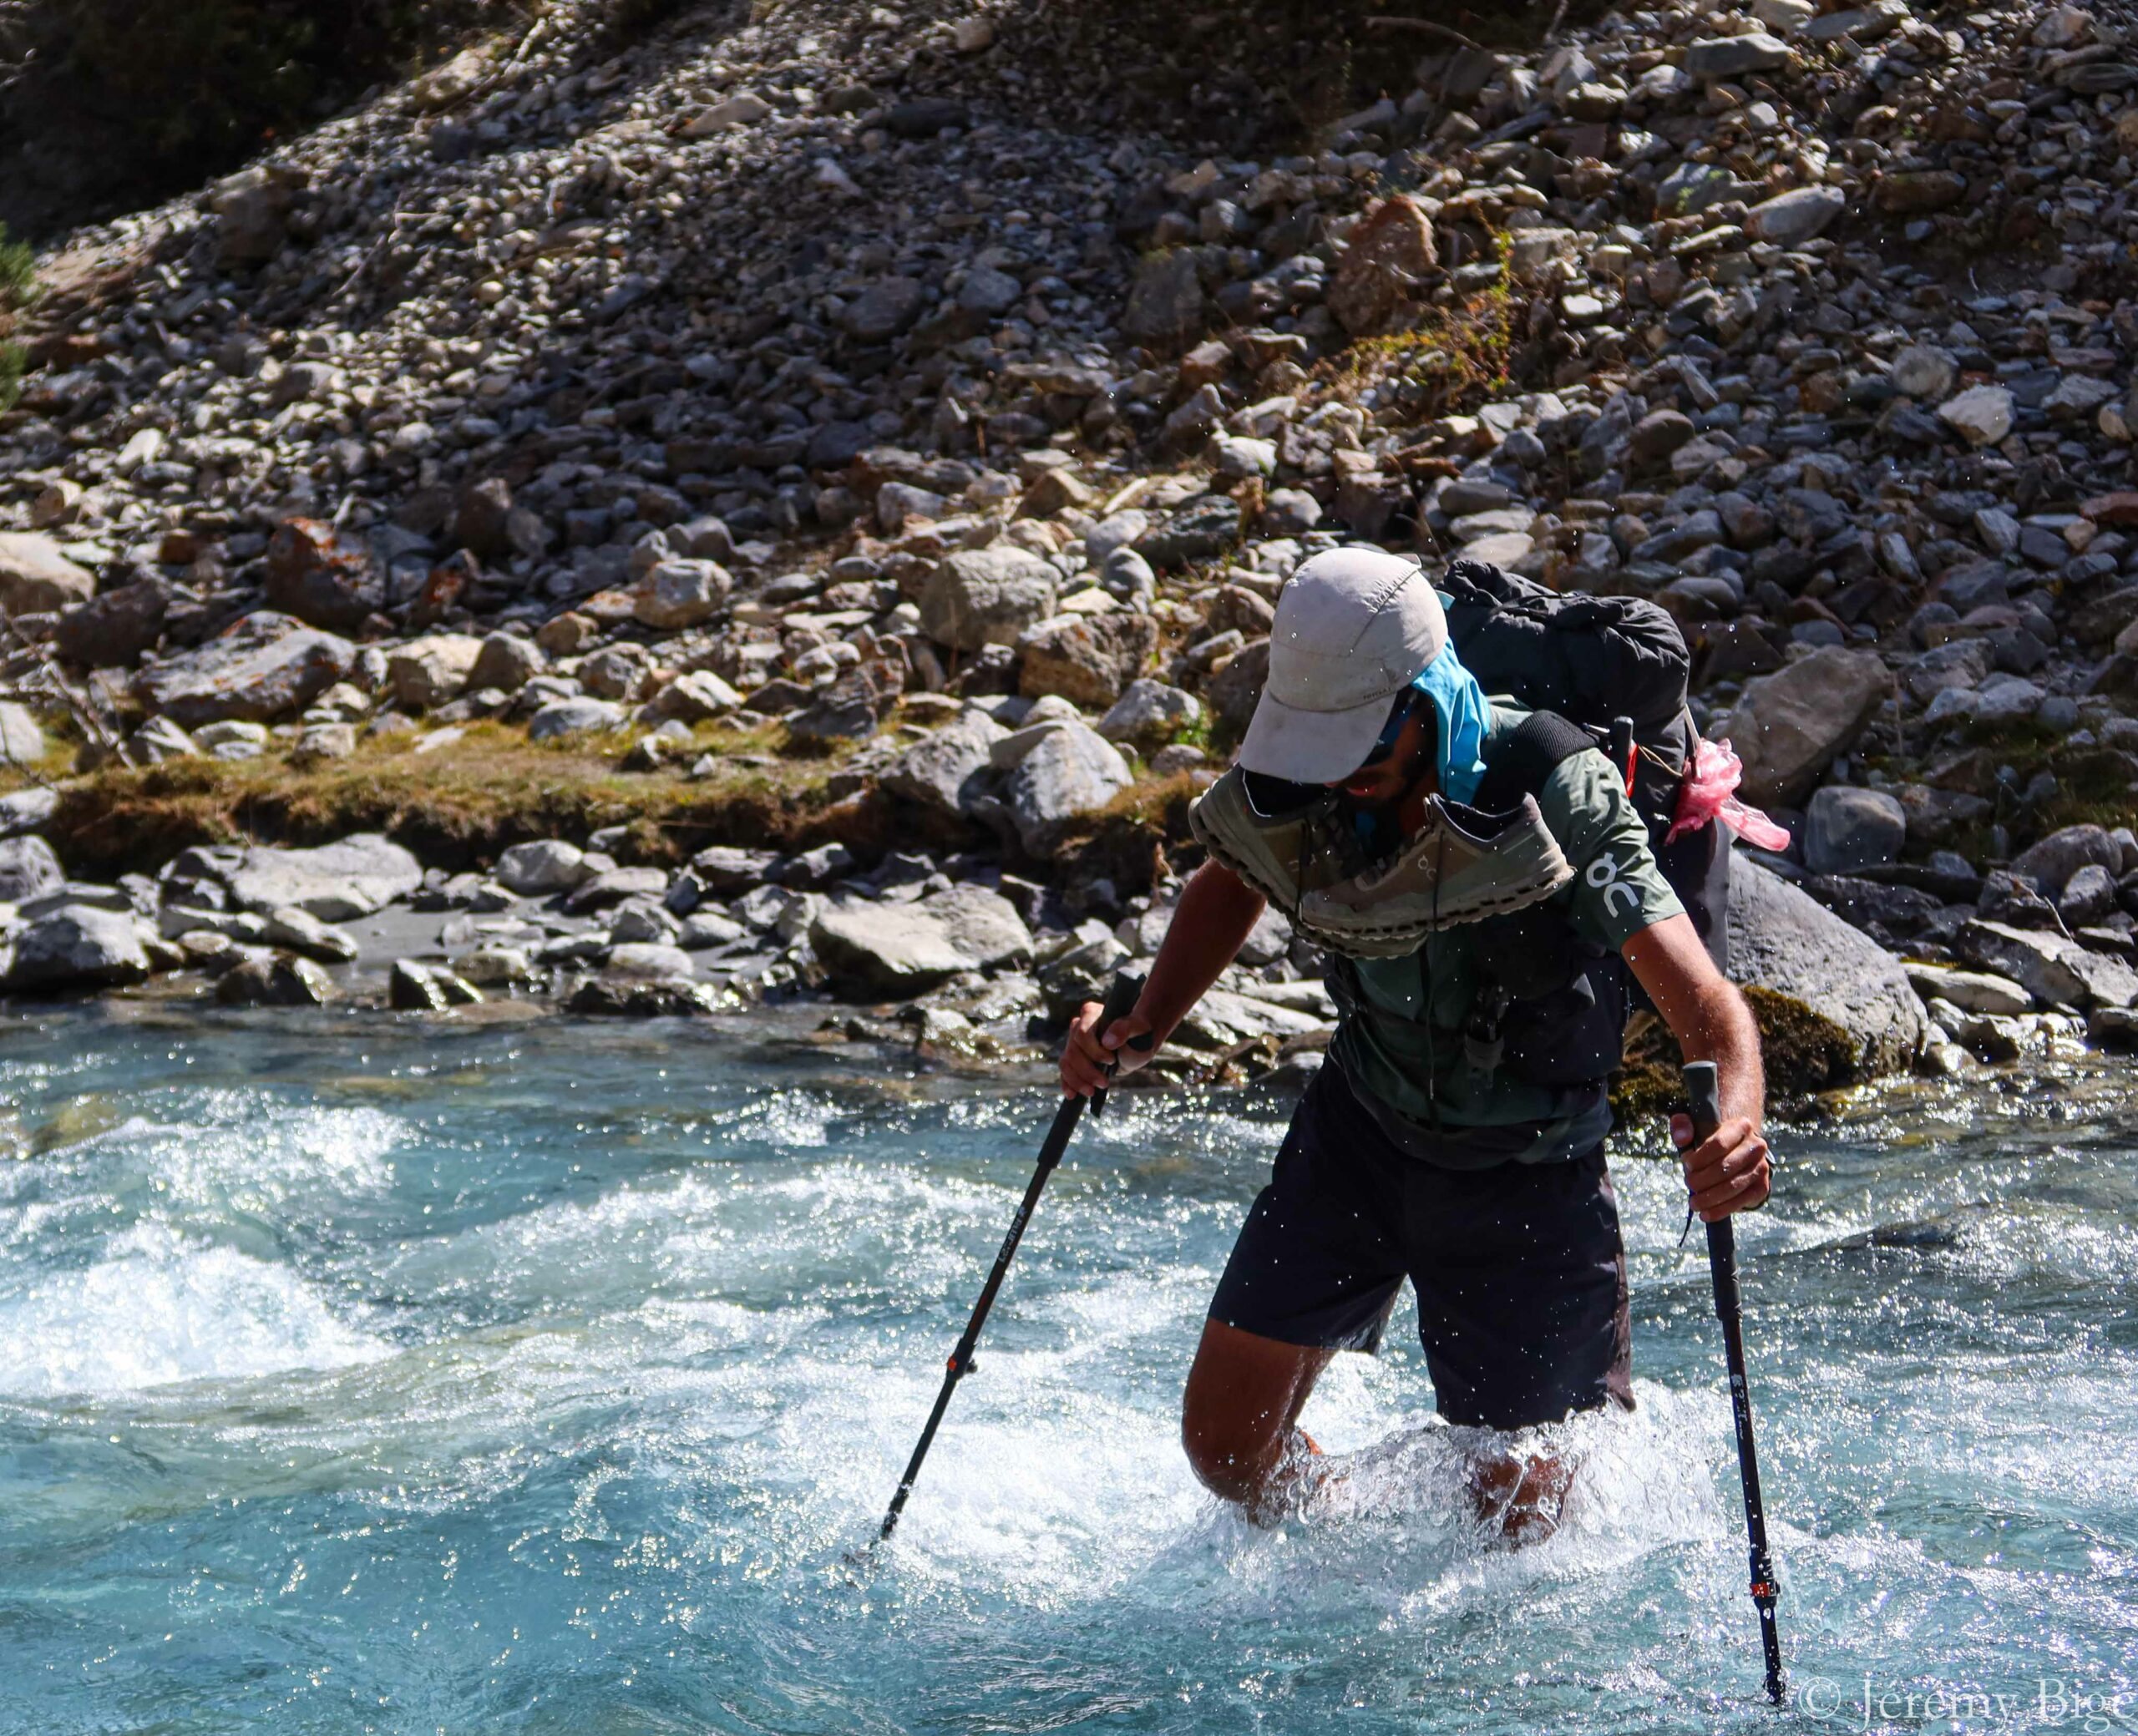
[810, 884, 1030, 994]
[261, 906, 360, 963]
[1005, 722, 1134, 857]
[134, 612, 356, 727]
[1957, 919, 2138, 1010]
[215, 951, 333, 1006]
[1802, 787, 1906, 875]
[691, 845, 779, 893]
[1727, 860, 1928, 1078]
[1016, 612, 1158, 707]
[920, 546, 1059, 651]
[0, 906, 153, 994]
[566, 975, 731, 1016]
[0, 533, 97, 615]
[1722, 647, 1891, 807]
[390, 958, 481, 1010]
[1905, 962, 2033, 1015]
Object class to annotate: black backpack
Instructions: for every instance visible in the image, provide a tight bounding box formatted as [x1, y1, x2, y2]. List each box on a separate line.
[1441, 558, 1727, 972]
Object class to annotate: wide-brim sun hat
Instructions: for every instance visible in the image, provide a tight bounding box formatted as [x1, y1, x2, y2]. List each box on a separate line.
[1236, 547, 1448, 783]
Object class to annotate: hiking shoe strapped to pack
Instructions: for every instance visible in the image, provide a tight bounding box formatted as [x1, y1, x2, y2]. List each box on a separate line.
[1294, 793, 1574, 958]
[1188, 767, 1355, 911]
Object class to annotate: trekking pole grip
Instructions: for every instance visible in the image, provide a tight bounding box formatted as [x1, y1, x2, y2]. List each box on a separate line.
[1685, 1059, 1721, 1141]
[1091, 971, 1149, 1116]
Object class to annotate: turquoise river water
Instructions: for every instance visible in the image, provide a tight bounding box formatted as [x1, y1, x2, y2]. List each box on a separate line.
[1, 1001, 2134, 1734]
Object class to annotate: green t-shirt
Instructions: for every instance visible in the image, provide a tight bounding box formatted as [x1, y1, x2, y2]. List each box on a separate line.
[1328, 701, 1684, 1164]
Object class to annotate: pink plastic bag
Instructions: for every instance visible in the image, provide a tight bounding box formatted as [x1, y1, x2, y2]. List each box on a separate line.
[1664, 737, 1791, 853]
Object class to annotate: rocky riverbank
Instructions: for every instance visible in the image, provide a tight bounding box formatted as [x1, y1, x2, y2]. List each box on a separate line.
[3, 0, 2136, 1096]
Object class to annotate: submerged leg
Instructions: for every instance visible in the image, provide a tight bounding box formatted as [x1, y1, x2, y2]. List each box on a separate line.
[1465, 1445, 1575, 1545]
[1181, 1317, 1335, 1524]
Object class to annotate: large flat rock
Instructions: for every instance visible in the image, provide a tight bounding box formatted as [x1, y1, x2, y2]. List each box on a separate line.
[1727, 857, 1927, 1079]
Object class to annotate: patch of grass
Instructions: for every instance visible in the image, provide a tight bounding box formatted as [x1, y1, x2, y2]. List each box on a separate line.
[0, 222, 33, 412]
[36, 719, 910, 882]
[1325, 272, 1520, 425]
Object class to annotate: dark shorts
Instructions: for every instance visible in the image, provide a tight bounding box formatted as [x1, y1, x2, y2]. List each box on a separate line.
[1209, 1061, 1634, 1430]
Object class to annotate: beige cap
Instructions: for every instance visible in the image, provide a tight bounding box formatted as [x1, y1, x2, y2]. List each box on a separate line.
[1237, 548, 1447, 782]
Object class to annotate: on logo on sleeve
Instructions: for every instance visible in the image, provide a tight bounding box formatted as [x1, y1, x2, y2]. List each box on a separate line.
[1586, 849, 1639, 918]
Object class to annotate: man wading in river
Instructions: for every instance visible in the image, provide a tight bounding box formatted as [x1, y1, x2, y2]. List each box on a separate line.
[1058, 547, 1771, 1541]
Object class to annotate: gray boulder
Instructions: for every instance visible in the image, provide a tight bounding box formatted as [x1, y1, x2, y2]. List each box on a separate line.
[212, 834, 423, 920]
[880, 707, 1007, 817]
[529, 698, 626, 741]
[134, 611, 356, 726]
[634, 559, 732, 630]
[469, 632, 545, 694]
[1016, 612, 1158, 708]
[1721, 647, 1890, 807]
[1956, 919, 2138, 1011]
[0, 836, 63, 903]
[1802, 787, 1904, 875]
[387, 635, 484, 710]
[2011, 824, 2123, 892]
[1005, 722, 1135, 857]
[1099, 677, 1202, 747]
[0, 532, 97, 615]
[920, 547, 1059, 651]
[809, 884, 1031, 994]
[261, 906, 361, 963]
[54, 578, 169, 668]
[1685, 30, 1791, 77]
[0, 787, 58, 837]
[1121, 248, 1206, 348]
[1727, 858, 1928, 1078]
[1, 906, 153, 993]
[496, 839, 592, 894]
[0, 701, 44, 767]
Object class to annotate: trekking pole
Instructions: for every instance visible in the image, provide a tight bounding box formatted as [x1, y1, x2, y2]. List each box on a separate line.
[873, 972, 1149, 1546]
[1684, 1059, 1787, 1706]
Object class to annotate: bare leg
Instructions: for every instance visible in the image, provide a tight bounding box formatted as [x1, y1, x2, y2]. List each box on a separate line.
[1466, 1445, 1573, 1546]
[1181, 1317, 1335, 1523]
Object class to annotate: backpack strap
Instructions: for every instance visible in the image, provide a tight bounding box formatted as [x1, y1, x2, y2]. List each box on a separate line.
[1470, 710, 1601, 814]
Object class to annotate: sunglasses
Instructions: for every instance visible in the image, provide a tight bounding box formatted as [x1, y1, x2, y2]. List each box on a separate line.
[1351, 691, 1420, 775]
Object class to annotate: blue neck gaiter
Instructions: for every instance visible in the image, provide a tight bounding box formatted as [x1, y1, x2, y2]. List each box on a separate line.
[1411, 635, 1490, 806]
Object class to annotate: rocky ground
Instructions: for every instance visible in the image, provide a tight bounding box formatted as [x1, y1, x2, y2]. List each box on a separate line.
[2, 0, 2136, 1093]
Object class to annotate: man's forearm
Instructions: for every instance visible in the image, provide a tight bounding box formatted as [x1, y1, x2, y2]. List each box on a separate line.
[1679, 978, 1766, 1131]
[1137, 861, 1267, 1043]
